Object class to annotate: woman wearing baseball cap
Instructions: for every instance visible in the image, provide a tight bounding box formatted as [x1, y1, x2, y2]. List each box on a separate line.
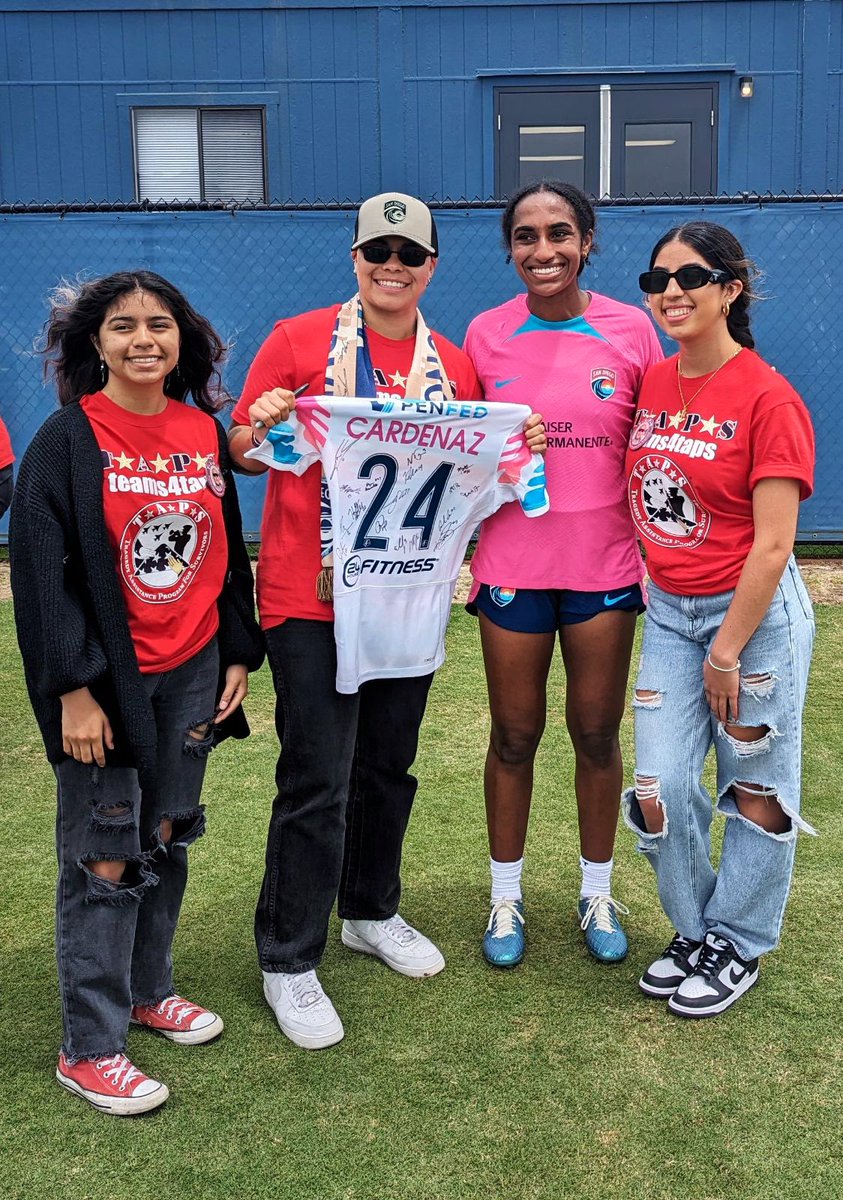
[229, 192, 545, 1049]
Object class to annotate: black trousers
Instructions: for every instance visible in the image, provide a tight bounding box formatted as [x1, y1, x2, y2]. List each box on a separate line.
[255, 619, 434, 974]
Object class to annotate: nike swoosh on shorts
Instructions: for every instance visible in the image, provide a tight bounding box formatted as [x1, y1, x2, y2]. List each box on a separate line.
[494, 377, 521, 388]
[604, 591, 633, 606]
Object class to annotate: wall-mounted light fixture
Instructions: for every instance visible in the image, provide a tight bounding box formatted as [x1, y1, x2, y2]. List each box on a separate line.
[739, 76, 754, 99]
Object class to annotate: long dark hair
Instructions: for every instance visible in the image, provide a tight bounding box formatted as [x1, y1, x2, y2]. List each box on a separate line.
[648, 222, 759, 350]
[501, 180, 597, 274]
[42, 270, 227, 411]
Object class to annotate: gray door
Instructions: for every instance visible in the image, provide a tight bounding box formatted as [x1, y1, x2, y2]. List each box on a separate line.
[610, 86, 716, 197]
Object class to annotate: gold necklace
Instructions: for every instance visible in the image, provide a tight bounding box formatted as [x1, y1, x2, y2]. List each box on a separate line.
[676, 347, 742, 420]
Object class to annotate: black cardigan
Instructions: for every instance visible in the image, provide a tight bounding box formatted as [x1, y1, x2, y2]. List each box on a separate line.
[9, 402, 264, 792]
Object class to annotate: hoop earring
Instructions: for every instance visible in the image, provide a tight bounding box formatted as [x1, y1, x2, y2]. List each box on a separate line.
[582, 253, 590, 268]
[722, 300, 731, 317]
[99, 358, 107, 385]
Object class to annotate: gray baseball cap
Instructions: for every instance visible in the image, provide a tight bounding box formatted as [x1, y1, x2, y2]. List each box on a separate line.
[351, 192, 438, 255]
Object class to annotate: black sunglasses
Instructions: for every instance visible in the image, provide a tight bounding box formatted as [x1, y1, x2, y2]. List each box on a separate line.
[638, 266, 733, 294]
[359, 242, 431, 268]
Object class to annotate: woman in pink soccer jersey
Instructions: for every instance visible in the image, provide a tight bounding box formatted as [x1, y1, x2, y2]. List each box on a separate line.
[464, 181, 662, 967]
[10, 272, 263, 1113]
[625, 222, 815, 1017]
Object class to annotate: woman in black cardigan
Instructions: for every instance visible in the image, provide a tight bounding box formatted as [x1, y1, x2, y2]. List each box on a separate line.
[10, 271, 263, 1116]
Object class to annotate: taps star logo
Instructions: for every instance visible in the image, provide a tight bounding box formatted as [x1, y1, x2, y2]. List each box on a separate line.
[627, 455, 711, 549]
[119, 501, 211, 603]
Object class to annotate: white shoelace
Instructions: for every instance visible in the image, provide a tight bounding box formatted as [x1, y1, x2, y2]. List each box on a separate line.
[579, 894, 630, 934]
[155, 996, 198, 1026]
[487, 899, 525, 938]
[379, 915, 419, 947]
[288, 970, 325, 1010]
[96, 1054, 143, 1092]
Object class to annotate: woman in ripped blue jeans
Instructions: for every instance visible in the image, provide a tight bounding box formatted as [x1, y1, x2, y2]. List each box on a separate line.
[624, 222, 815, 1018]
[11, 272, 263, 1113]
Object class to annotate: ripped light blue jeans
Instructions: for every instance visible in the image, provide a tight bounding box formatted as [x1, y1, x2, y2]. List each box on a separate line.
[622, 558, 815, 961]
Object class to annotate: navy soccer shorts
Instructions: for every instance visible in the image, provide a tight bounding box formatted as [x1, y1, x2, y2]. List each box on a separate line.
[468, 582, 645, 633]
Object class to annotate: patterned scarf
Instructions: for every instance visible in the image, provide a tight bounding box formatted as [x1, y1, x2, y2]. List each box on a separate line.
[315, 294, 454, 601]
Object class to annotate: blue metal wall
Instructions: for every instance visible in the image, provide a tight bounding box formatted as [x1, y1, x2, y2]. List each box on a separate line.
[2, 0, 841, 203]
[1, 202, 839, 540]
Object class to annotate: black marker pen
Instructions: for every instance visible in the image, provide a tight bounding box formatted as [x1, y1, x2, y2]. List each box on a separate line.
[255, 382, 309, 430]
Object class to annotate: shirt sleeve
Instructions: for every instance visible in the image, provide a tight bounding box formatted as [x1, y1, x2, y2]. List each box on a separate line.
[230, 322, 298, 427]
[455, 354, 483, 402]
[212, 419, 265, 674]
[749, 397, 815, 499]
[630, 312, 664, 395]
[0, 416, 13, 468]
[495, 419, 550, 519]
[641, 318, 664, 374]
[461, 319, 485, 396]
[432, 332, 483, 402]
[10, 424, 109, 699]
[243, 399, 325, 476]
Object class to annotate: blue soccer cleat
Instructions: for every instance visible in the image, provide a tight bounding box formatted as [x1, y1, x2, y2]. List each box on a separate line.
[578, 895, 630, 963]
[483, 899, 525, 968]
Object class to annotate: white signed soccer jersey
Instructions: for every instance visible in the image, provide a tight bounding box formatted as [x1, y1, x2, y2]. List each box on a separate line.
[247, 397, 549, 691]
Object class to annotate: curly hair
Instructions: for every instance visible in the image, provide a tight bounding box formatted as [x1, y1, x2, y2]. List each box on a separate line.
[42, 270, 227, 411]
[648, 222, 761, 350]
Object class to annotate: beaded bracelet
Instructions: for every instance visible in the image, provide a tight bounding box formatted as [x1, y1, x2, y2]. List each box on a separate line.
[706, 653, 741, 673]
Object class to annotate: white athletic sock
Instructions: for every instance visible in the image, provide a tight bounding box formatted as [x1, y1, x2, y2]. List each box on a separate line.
[490, 856, 524, 903]
[579, 856, 613, 899]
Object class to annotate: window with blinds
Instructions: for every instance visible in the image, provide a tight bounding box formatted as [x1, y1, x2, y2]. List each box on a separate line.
[133, 107, 266, 202]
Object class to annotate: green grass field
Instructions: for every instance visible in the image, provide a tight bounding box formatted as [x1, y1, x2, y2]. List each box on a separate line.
[1, 598, 841, 1200]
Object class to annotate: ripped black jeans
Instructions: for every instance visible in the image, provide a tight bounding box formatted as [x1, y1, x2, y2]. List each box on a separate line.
[53, 638, 218, 1063]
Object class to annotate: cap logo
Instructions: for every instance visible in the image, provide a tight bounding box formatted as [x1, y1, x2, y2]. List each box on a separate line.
[384, 200, 406, 225]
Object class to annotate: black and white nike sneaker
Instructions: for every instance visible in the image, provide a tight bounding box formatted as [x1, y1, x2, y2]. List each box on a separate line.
[639, 933, 703, 998]
[668, 933, 759, 1018]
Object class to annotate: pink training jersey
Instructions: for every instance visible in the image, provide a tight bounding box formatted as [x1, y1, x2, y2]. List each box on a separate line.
[464, 291, 663, 591]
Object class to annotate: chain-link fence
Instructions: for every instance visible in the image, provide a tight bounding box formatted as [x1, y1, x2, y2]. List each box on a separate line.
[1, 196, 840, 540]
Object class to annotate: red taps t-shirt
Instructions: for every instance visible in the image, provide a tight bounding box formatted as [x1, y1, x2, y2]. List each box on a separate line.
[81, 391, 228, 672]
[625, 350, 814, 595]
[231, 305, 481, 628]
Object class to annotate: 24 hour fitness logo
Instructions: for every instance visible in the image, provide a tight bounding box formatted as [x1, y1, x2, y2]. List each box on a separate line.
[120, 500, 211, 603]
[628, 455, 711, 549]
[342, 553, 436, 588]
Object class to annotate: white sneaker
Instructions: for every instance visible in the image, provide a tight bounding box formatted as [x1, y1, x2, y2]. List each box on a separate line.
[341, 915, 445, 978]
[262, 970, 344, 1049]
